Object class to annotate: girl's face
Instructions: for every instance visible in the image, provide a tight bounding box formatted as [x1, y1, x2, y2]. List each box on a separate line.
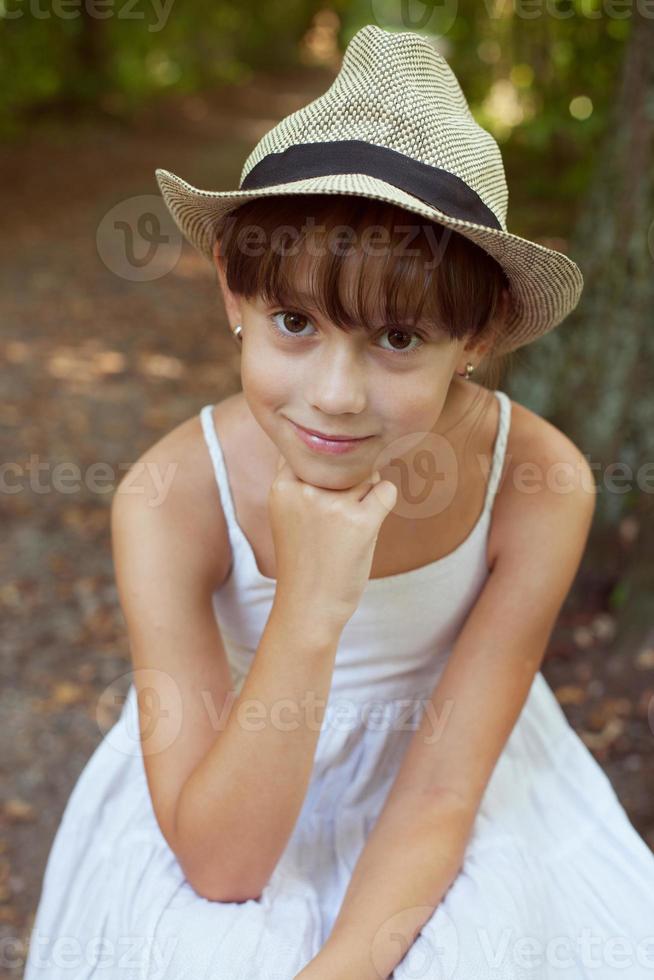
[215, 257, 490, 492]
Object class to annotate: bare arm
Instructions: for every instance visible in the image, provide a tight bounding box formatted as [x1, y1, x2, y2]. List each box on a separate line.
[112, 422, 345, 903]
[297, 438, 597, 979]
[174, 597, 342, 901]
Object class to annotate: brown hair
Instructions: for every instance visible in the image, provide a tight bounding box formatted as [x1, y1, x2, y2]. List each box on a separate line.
[213, 194, 513, 394]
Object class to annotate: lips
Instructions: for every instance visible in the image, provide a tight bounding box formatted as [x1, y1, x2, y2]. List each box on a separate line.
[292, 421, 371, 442]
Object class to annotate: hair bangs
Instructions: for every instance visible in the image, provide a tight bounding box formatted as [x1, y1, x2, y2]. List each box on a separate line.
[214, 194, 510, 350]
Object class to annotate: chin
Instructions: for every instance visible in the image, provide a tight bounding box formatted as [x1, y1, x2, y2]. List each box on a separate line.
[288, 457, 372, 491]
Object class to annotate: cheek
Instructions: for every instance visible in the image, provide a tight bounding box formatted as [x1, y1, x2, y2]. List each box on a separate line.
[240, 347, 291, 407]
[372, 372, 448, 432]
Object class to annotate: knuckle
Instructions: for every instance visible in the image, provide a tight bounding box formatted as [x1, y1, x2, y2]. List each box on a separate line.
[300, 483, 318, 501]
[346, 510, 369, 532]
[324, 497, 346, 517]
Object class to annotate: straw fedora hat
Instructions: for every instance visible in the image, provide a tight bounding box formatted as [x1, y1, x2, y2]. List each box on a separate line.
[155, 23, 584, 355]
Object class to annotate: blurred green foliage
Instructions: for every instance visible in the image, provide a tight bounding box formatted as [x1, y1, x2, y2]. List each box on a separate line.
[0, 0, 325, 134]
[339, 1, 630, 214]
[0, 0, 632, 203]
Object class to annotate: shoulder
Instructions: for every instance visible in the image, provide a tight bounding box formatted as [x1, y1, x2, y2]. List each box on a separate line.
[487, 395, 596, 571]
[502, 397, 595, 490]
[111, 394, 242, 591]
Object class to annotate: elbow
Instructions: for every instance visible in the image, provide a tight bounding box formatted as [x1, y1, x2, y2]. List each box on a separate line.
[174, 819, 268, 903]
[185, 863, 267, 903]
[194, 885, 265, 904]
[426, 786, 477, 814]
[392, 785, 478, 838]
[394, 784, 476, 818]
[171, 786, 270, 903]
[425, 786, 480, 831]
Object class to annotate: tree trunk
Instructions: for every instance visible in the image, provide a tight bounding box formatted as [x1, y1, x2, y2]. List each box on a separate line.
[507, 12, 654, 651]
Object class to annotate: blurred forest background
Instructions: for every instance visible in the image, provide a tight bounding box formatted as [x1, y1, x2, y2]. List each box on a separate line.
[0, 1, 653, 973]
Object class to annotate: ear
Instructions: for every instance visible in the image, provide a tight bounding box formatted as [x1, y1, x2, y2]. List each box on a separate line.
[212, 239, 244, 330]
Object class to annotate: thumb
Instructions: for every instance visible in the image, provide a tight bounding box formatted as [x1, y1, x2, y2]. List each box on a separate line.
[366, 478, 397, 514]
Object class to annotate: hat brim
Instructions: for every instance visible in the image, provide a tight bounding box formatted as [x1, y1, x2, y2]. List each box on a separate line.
[155, 167, 583, 356]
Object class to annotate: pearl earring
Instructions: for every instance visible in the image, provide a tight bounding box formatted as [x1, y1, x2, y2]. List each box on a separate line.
[232, 323, 243, 343]
[457, 362, 475, 379]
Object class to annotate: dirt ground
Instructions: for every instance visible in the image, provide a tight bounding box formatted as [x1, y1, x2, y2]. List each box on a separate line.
[1, 69, 653, 978]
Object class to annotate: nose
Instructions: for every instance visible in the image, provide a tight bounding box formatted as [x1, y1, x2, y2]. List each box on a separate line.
[303, 336, 367, 417]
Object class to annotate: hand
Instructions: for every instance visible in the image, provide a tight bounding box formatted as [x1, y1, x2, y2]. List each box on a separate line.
[268, 455, 397, 631]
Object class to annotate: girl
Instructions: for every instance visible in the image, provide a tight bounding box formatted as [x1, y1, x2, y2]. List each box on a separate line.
[24, 23, 654, 980]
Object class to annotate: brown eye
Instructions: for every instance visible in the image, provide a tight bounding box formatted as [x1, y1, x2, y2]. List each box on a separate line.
[269, 310, 316, 341]
[385, 329, 413, 351]
[281, 312, 308, 333]
[377, 327, 424, 357]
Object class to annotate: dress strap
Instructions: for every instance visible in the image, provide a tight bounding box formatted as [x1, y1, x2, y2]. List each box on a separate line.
[199, 404, 240, 533]
[482, 390, 512, 514]
[199, 396, 510, 545]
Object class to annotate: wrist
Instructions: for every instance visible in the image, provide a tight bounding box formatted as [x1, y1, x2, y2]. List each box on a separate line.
[270, 591, 348, 649]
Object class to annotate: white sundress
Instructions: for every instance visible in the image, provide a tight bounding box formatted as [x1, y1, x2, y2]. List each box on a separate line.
[23, 389, 654, 980]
